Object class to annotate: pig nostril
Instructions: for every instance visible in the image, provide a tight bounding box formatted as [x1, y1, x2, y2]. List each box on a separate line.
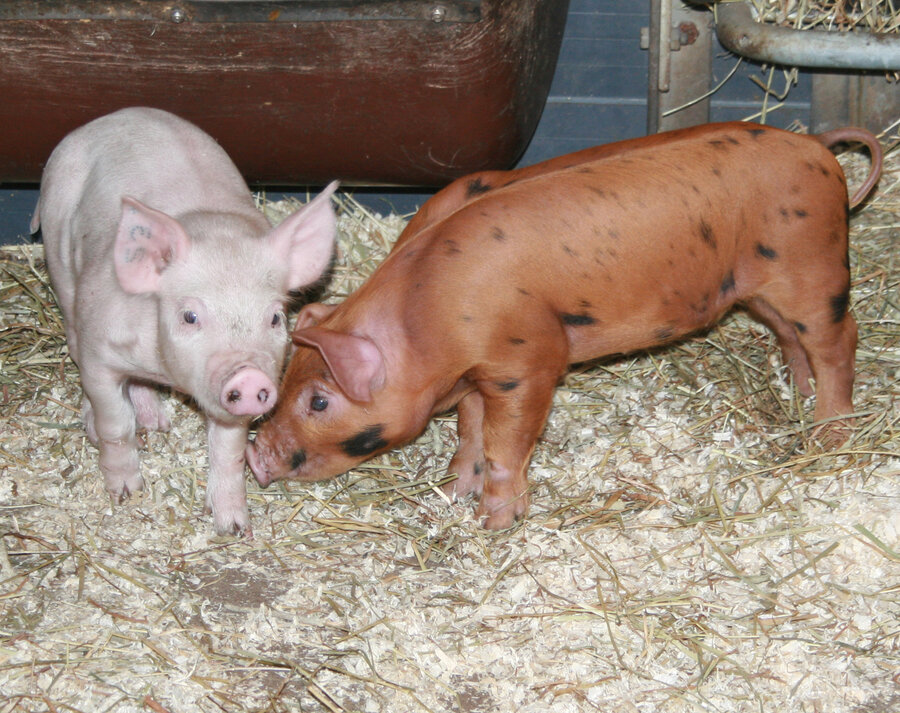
[258, 389, 270, 404]
[227, 390, 241, 403]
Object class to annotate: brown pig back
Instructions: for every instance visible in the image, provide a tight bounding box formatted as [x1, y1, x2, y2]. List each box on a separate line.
[376, 124, 851, 366]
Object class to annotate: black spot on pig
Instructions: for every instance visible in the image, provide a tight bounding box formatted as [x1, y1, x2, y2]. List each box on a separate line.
[725, 135, 740, 145]
[509, 337, 526, 345]
[340, 425, 389, 458]
[756, 244, 778, 260]
[290, 450, 307, 470]
[562, 244, 579, 258]
[444, 239, 462, 255]
[830, 288, 850, 323]
[561, 312, 596, 326]
[691, 293, 711, 315]
[654, 326, 675, 342]
[794, 208, 809, 218]
[708, 139, 729, 151]
[492, 227, 507, 242]
[793, 321, 807, 334]
[746, 128, 766, 138]
[467, 178, 492, 197]
[720, 271, 735, 294]
[495, 379, 520, 392]
[699, 220, 717, 250]
[517, 287, 532, 297]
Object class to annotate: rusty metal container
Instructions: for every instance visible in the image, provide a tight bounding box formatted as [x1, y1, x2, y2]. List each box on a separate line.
[0, 0, 568, 186]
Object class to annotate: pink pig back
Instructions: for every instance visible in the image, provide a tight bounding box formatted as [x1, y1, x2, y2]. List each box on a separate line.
[37, 107, 267, 314]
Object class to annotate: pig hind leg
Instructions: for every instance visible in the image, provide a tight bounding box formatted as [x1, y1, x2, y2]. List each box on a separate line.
[81, 370, 144, 500]
[747, 275, 856, 439]
[128, 382, 172, 433]
[745, 297, 815, 396]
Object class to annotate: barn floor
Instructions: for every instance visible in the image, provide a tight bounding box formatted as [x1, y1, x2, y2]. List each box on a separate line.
[1, 139, 898, 713]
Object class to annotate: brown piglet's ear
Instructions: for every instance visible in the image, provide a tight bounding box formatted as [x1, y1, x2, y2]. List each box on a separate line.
[293, 326, 385, 403]
[292, 302, 338, 334]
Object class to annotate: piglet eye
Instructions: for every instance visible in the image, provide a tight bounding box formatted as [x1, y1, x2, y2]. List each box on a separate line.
[311, 394, 328, 412]
[271, 312, 282, 327]
[183, 310, 199, 325]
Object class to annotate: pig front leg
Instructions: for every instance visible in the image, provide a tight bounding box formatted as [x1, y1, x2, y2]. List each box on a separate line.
[473, 367, 562, 530]
[444, 390, 486, 500]
[206, 419, 252, 536]
[80, 369, 144, 500]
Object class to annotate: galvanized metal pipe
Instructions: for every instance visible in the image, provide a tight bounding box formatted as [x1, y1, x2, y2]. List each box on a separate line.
[715, 1, 900, 71]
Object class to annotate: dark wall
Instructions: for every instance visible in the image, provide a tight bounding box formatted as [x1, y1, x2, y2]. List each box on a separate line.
[519, 0, 811, 167]
[0, 0, 812, 243]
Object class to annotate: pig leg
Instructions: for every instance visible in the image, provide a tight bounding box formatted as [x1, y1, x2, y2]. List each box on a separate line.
[745, 297, 815, 396]
[751, 279, 857, 442]
[801, 312, 857, 433]
[128, 382, 171, 432]
[206, 419, 252, 536]
[475, 369, 562, 530]
[444, 390, 486, 499]
[81, 396, 99, 445]
[80, 369, 144, 500]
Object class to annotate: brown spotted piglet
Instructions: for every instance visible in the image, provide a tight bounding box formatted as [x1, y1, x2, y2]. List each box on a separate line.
[246, 122, 881, 530]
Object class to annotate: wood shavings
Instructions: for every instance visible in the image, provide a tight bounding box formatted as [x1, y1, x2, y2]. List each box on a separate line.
[1, 139, 898, 712]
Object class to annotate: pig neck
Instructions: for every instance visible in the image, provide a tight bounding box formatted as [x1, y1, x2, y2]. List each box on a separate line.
[175, 208, 271, 238]
[330, 244, 475, 430]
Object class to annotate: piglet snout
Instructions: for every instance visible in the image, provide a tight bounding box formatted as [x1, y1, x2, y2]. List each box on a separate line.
[221, 367, 277, 417]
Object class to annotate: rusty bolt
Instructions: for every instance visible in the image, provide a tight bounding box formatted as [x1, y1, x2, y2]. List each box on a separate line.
[678, 22, 699, 46]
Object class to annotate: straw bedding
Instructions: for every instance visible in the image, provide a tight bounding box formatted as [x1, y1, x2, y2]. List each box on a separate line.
[1, 138, 898, 711]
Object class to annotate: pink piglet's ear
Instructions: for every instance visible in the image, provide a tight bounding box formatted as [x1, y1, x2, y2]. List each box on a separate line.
[268, 180, 339, 292]
[114, 196, 190, 294]
[293, 326, 385, 403]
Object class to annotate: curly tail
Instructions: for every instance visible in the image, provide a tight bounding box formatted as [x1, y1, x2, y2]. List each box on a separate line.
[816, 127, 883, 209]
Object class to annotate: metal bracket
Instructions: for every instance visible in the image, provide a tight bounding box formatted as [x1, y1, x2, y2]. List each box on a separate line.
[643, 0, 712, 134]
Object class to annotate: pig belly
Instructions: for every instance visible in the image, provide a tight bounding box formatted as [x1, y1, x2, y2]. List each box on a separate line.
[560, 267, 738, 364]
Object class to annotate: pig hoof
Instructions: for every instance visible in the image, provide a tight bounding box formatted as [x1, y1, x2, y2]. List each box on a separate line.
[108, 476, 145, 504]
[810, 419, 853, 450]
[478, 509, 518, 531]
[476, 485, 530, 530]
[216, 519, 252, 538]
[476, 498, 528, 531]
[210, 505, 252, 538]
[442, 459, 485, 499]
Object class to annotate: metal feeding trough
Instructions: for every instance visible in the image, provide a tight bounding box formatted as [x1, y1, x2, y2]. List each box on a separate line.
[0, 0, 569, 186]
